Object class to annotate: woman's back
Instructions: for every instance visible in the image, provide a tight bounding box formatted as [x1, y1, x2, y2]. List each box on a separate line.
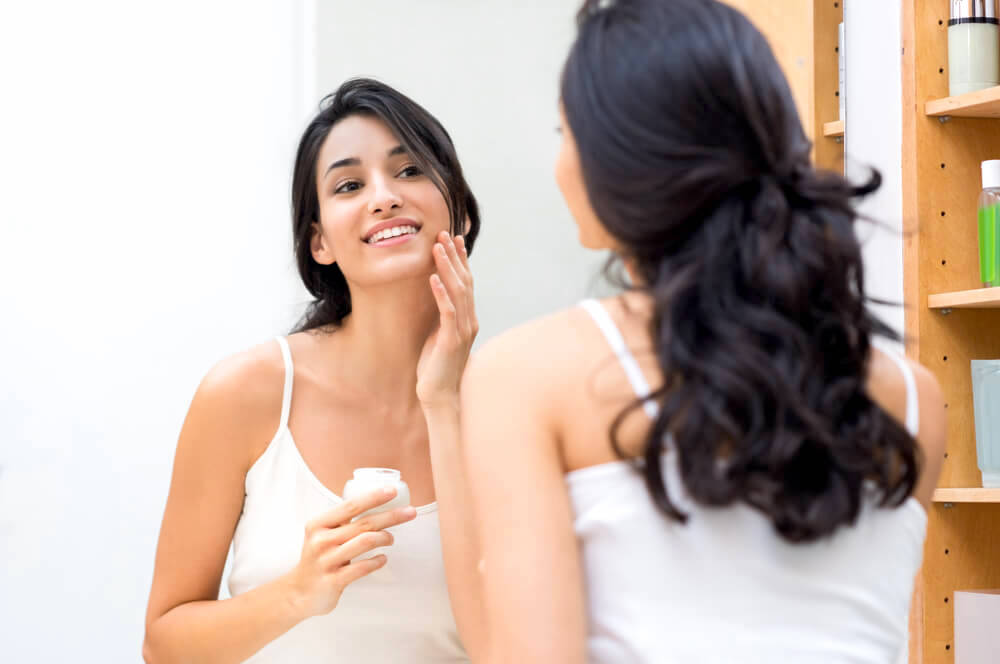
[564, 297, 931, 663]
[456, 2, 946, 661]
[460, 293, 944, 663]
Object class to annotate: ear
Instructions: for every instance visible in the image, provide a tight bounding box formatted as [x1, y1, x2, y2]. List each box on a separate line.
[310, 221, 336, 265]
[462, 215, 472, 236]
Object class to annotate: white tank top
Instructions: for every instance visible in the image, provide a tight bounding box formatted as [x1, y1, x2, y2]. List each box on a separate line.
[227, 337, 468, 663]
[571, 300, 927, 664]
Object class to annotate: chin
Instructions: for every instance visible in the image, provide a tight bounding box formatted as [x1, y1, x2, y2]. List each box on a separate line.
[361, 254, 435, 285]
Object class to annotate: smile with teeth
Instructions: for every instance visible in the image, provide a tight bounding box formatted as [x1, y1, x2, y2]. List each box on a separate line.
[367, 225, 419, 244]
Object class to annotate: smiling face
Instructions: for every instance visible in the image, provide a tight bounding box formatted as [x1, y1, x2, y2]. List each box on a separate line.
[310, 114, 452, 288]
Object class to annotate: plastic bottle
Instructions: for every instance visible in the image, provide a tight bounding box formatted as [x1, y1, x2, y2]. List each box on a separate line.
[979, 161, 1000, 287]
[949, 0, 1000, 97]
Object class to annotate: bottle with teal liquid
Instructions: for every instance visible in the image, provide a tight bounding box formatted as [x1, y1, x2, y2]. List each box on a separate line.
[979, 160, 1000, 288]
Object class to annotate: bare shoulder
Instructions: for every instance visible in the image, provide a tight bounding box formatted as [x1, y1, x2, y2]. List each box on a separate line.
[468, 305, 599, 387]
[183, 338, 287, 468]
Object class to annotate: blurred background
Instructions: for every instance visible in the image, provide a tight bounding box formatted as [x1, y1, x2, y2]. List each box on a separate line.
[0, 1, 903, 661]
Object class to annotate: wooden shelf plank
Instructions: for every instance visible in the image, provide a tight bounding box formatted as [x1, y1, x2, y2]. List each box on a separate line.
[823, 120, 844, 137]
[932, 488, 1000, 503]
[926, 85, 1000, 118]
[928, 287, 1000, 309]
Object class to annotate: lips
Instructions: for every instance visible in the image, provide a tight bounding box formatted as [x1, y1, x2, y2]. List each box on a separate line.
[362, 218, 422, 244]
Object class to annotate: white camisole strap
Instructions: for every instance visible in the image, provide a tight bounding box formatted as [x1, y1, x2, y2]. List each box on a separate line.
[871, 338, 920, 438]
[274, 336, 294, 429]
[580, 299, 660, 419]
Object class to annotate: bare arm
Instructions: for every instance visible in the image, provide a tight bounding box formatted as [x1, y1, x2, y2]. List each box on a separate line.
[143, 355, 298, 664]
[143, 352, 413, 664]
[417, 232, 487, 657]
[423, 402, 487, 658]
[908, 360, 947, 509]
[459, 332, 588, 664]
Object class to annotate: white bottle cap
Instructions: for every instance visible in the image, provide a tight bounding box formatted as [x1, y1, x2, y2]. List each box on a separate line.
[983, 160, 1000, 189]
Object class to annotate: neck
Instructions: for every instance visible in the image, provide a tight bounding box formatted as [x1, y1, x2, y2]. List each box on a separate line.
[325, 275, 438, 406]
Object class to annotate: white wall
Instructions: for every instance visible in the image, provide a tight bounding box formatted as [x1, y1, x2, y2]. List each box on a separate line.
[314, 0, 609, 345]
[845, 9, 910, 661]
[845, 0, 907, 340]
[0, 2, 310, 660]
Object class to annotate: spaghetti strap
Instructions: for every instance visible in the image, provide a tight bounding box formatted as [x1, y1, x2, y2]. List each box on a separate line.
[274, 336, 294, 429]
[872, 338, 920, 437]
[580, 299, 659, 419]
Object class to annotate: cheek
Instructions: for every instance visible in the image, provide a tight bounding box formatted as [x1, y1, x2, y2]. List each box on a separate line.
[315, 200, 363, 259]
[413, 182, 451, 231]
[555, 142, 607, 248]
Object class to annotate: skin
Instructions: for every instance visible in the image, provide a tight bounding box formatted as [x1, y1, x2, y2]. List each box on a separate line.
[449, 110, 948, 663]
[142, 115, 479, 664]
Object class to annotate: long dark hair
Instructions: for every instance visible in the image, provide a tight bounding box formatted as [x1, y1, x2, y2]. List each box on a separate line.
[290, 78, 481, 332]
[563, 0, 919, 542]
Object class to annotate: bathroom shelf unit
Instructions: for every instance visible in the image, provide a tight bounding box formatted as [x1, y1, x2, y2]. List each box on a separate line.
[823, 120, 845, 137]
[926, 85, 1000, 118]
[813, 1, 844, 172]
[932, 488, 1000, 503]
[902, 2, 1000, 662]
[928, 286, 1000, 309]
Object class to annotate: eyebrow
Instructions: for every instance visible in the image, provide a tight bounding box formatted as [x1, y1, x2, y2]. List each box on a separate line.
[323, 145, 409, 178]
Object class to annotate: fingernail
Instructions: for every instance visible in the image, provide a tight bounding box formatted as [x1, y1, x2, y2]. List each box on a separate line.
[383, 487, 396, 496]
[402, 506, 416, 518]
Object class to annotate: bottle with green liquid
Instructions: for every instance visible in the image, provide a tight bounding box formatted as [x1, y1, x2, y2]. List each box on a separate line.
[979, 160, 1000, 287]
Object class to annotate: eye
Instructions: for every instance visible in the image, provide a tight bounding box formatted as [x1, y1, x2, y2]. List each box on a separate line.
[398, 165, 422, 178]
[335, 180, 361, 194]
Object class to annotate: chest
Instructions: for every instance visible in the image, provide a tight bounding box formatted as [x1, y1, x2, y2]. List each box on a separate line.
[286, 390, 436, 505]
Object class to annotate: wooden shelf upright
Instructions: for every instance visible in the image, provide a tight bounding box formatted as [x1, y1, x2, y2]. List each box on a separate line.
[902, 2, 1000, 662]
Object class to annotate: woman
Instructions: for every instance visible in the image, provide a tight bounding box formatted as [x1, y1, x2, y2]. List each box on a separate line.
[451, 1, 946, 662]
[143, 78, 480, 663]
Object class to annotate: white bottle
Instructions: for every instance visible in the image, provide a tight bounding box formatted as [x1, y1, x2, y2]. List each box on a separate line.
[949, 0, 1000, 97]
[342, 468, 411, 520]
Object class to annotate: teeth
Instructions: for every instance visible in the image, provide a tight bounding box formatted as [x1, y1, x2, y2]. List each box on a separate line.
[368, 225, 418, 243]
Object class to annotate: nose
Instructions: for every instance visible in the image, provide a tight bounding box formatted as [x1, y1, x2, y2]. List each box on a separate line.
[367, 174, 402, 215]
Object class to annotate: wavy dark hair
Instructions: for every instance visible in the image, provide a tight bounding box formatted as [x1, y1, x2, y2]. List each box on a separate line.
[290, 78, 481, 332]
[563, 0, 919, 542]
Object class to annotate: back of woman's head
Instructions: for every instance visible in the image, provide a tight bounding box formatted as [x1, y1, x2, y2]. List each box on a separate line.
[290, 78, 481, 332]
[562, 0, 919, 542]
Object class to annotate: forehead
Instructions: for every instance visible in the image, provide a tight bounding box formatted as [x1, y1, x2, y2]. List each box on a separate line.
[318, 114, 401, 167]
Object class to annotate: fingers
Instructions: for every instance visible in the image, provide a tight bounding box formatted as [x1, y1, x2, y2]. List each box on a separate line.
[306, 487, 398, 531]
[453, 235, 478, 336]
[327, 530, 395, 568]
[433, 235, 465, 298]
[429, 274, 457, 339]
[335, 554, 387, 586]
[433, 232, 475, 339]
[336, 505, 417, 543]
[454, 234, 472, 277]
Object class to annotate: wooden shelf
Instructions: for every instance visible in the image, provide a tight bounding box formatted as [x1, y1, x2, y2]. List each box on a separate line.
[926, 85, 1000, 118]
[927, 287, 1000, 309]
[823, 120, 844, 137]
[933, 488, 1000, 503]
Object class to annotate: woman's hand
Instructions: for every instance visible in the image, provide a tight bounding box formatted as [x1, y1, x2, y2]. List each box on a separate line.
[417, 231, 478, 409]
[283, 488, 417, 619]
